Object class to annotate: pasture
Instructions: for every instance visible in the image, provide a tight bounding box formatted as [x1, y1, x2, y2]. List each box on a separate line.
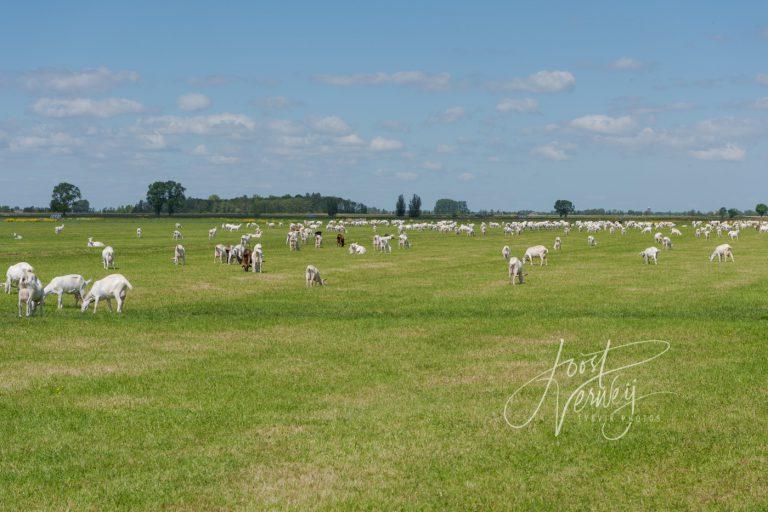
[0, 217, 765, 510]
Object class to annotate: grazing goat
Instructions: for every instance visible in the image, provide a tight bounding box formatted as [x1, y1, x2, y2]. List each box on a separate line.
[523, 245, 548, 266]
[81, 274, 133, 314]
[4, 262, 34, 293]
[508, 257, 525, 285]
[44, 274, 91, 308]
[398, 233, 410, 248]
[502, 245, 511, 260]
[587, 236, 597, 246]
[640, 247, 660, 265]
[208, 227, 217, 239]
[102, 246, 115, 270]
[18, 272, 45, 317]
[214, 244, 231, 263]
[173, 244, 186, 266]
[710, 244, 734, 263]
[305, 265, 326, 286]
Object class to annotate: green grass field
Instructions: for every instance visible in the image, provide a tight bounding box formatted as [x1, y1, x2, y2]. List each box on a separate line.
[0, 217, 765, 510]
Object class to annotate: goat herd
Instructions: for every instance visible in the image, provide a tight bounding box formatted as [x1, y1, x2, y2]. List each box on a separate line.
[3, 217, 748, 317]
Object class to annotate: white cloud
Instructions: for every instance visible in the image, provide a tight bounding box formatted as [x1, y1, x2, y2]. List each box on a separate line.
[437, 144, 456, 153]
[487, 70, 575, 93]
[8, 132, 83, 152]
[32, 97, 144, 118]
[260, 96, 297, 110]
[141, 113, 255, 134]
[309, 116, 350, 134]
[395, 171, 418, 181]
[315, 71, 451, 91]
[531, 142, 571, 161]
[139, 132, 167, 150]
[191, 144, 208, 155]
[599, 127, 694, 151]
[209, 155, 240, 165]
[422, 160, 443, 171]
[496, 97, 539, 113]
[695, 117, 762, 138]
[610, 57, 647, 70]
[570, 114, 635, 134]
[751, 97, 768, 109]
[690, 143, 745, 161]
[334, 133, 365, 146]
[758, 74, 768, 86]
[429, 106, 466, 124]
[21, 67, 138, 95]
[268, 119, 303, 135]
[177, 93, 211, 111]
[458, 172, 476, 181]
[369, 136, 404, 151]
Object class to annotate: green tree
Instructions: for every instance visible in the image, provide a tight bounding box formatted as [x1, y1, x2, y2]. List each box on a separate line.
[717, 207, 727, 220]
[407, 194, 422, 218]
[395, 194, 406, 217]
[71, 199, 90, 213]
[164, 181, 186, 215]
[50, 182, 82, 214]
[326, 198, 339, 218]
[756, 203, 768, 217]
[146, 182, 168, 216]
[554, 199, 575, 218]
[433, 198, 470, 216]
[727, 208, 740, 219]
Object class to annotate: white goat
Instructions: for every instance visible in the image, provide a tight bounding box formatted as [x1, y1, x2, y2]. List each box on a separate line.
[172, 230, 183, 240]
[87, 237, 105, 248]
[44, 274, 91, 309]
[173, 244, 186, 266]
[710, 244, 734, 263]
[54, 225, 64, 234]
[136, 227, 142, 238]
[587, 236, 597, 246]
[508, 257, 525, 285]
[102, 246, 115, 269]
[18, 272, 45, 317]
[305, 265, 326, 286]
[640, 247, 660, 265]
[554, 237, 561, 250]
[214, 244, 231, 263]
[208, 227, 217, 239]
[523, 245, 548, 266]
[4, 262, 34, 293]
[502, 245, 511, 260]
[81, 274, 133, 314]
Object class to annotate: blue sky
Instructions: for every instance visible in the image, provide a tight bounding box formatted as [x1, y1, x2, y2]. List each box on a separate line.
[0, 1, 766, 211]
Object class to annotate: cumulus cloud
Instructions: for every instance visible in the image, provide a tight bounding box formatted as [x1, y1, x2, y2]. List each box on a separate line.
[458, 172, 476, 181]
[315, 71, 451, 91]
[209, 155, 240, 165]
[309, 116, 350, 134]
[369, 136, 404, 151]
[177, 92, 211, 111]
[570, 114, 635, 134]
[487, 70, 575, 93]
[429, 106, 467, 124]
[32, 97, 144, 118]
[8, 132, 83, 152]
[690, 143, 745, 161]
[141, 113, 255, 134]
[422, 160, 443, 171]
[21, 67, 138, 95]
[334, 133, 365, 146]
[496, 97, 539, 113]
[139, 132, 167, 150]
[610, 57, 648, 70]
[531, 142, 571, 161]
